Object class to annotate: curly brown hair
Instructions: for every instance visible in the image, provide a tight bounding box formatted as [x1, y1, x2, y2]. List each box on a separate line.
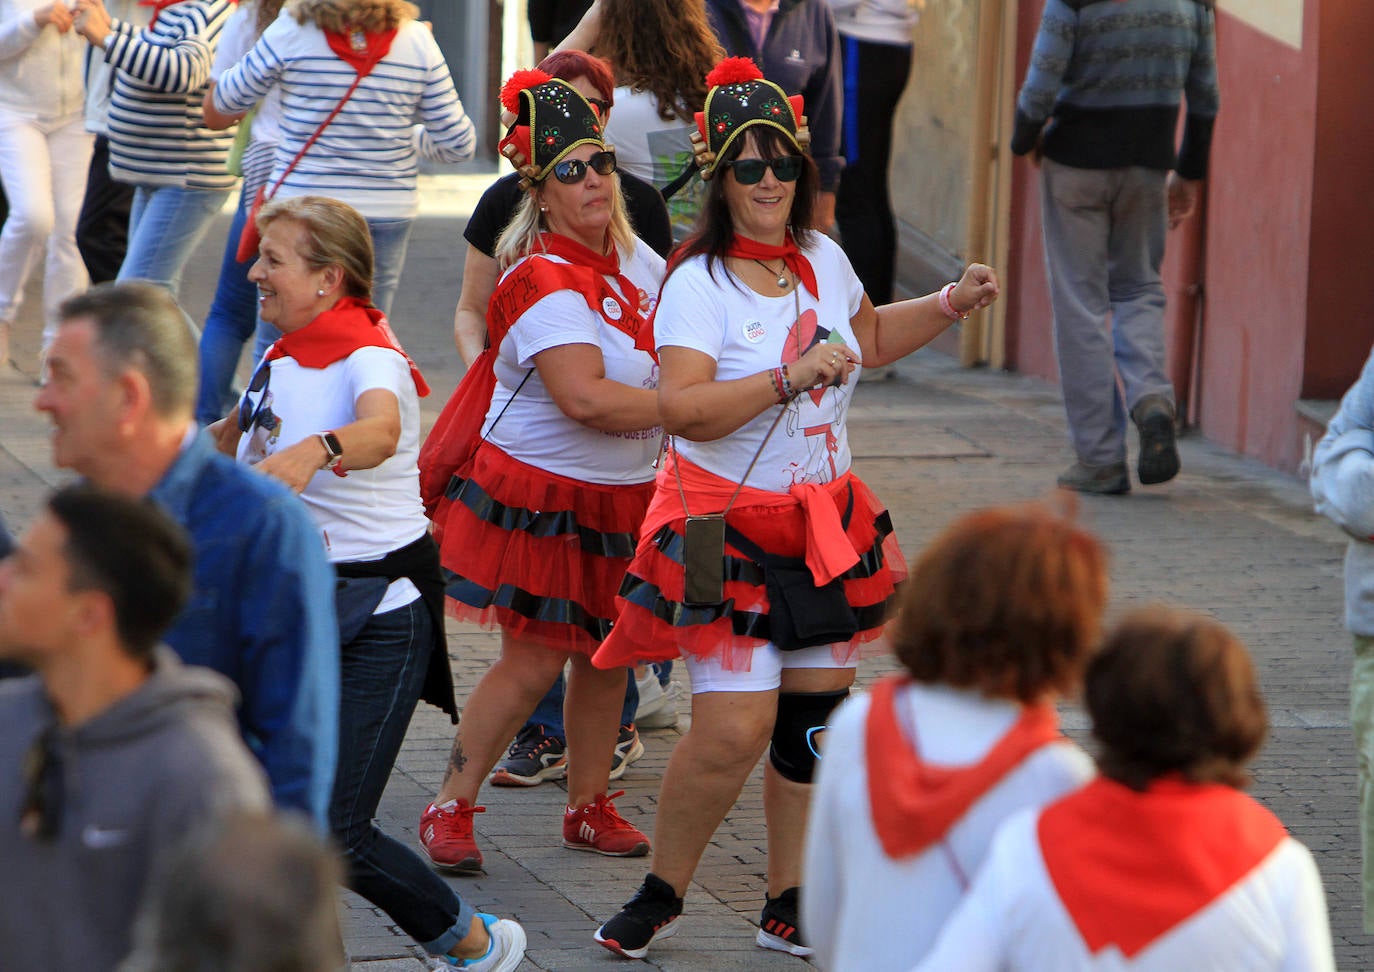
[1087, 607, 1268, 791]
[593, 0, 722, 122]
[888, 501, 1108, 704]
[292, 0, 418, 33]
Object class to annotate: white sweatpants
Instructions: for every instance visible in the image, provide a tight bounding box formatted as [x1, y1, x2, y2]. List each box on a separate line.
[0, 110, 94, 345]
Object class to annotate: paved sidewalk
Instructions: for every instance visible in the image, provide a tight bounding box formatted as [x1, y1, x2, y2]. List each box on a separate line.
[1, 175, 1370, 969]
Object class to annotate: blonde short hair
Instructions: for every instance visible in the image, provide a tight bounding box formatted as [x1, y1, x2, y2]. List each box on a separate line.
[257, 195, 374, 300]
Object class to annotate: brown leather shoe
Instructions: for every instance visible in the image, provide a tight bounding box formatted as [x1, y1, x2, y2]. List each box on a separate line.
[1057, 461, 1130, 495]
[1132, 396, 1181, 485]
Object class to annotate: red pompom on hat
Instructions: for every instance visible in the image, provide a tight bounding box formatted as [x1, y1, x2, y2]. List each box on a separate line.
[500, 69, 552, 113]
[705, 56, 764, 89]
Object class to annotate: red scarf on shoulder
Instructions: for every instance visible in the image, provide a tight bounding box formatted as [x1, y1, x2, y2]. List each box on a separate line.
[488, 232, 648, 347]
[1038, 777, 1288, 957]
[265, 296, 429, 396]
[725, 232, 818, 299]
[865, 676, 1063, 859]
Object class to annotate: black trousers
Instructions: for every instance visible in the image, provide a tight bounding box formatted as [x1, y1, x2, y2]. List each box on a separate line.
[75, 135, 135, 285]
[835, 37, 914, 305]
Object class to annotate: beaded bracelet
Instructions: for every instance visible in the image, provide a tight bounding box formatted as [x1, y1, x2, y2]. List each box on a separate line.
[768, 366, 786, 402]
[939, 282, 969, 321]
[778, 363, 796, 400]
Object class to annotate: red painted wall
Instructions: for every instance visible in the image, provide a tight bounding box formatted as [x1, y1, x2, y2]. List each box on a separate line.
[1304, 1, 1374, 401]
[1195, 6, 1317, 469]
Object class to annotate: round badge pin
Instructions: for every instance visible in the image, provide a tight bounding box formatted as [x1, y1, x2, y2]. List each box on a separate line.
[602, 296, 623, 320]
[743, 319, 767, 343]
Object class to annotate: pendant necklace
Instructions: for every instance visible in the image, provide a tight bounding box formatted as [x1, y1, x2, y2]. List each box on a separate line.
[754, 259, 791, 290]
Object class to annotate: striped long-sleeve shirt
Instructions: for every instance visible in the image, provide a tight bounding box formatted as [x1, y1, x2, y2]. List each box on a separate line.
[1011, 0, 1220, 179]
[105, 0, 237, 189]
[214, 15, 476, 219]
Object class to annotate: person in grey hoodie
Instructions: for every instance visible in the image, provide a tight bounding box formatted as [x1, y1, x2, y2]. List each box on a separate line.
[0, 483, 270, 970]
[1312, 346, 1374, 934]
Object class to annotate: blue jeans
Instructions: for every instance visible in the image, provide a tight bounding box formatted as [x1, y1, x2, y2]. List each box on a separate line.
[251, 214, 414, 361]
[332, 598, 476, 955]
[195, 195, 259, 426]
[117, 184, 232, 298]
[527, 666, 637, 739]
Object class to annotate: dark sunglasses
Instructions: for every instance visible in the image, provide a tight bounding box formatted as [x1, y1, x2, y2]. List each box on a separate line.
[237, 359, 272, 433]
[725, 155, 804, 185]
[552, 150, 617, 185]
[20, 727, 62, 842]
[588, 97, 612, 117]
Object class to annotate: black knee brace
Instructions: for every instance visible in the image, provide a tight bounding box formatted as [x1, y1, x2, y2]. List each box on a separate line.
[769, 689, 850, 784]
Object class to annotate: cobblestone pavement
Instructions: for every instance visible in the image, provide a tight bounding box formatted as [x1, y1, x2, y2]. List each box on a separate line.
[0, 175, 1369, 969]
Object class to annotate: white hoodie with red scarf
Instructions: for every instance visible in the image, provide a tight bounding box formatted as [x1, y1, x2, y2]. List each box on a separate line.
[803, 677, 1094, 971]
[913, 776, 1334, 971]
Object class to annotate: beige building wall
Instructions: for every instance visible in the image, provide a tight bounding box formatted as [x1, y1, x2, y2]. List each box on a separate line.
[891, 0, 983, 287]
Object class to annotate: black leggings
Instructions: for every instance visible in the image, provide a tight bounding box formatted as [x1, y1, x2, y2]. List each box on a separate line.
[835, 36, 915, 305]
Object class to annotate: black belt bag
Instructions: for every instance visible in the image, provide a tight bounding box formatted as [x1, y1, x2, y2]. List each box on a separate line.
[726, 487, 859, 651]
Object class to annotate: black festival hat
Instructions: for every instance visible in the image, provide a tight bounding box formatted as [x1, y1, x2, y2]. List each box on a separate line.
[497, 70, 606, 190]
[690, 57, 809, 180]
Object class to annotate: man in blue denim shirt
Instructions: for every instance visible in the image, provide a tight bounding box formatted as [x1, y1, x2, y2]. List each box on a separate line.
[34, 281, 338, 827]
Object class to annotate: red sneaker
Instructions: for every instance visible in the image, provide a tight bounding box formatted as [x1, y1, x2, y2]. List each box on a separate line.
[562, 790, 650, 857]
[419, 798, 485, 873]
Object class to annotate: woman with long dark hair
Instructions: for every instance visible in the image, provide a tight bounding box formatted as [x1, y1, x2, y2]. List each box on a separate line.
[591, 57, 998, 960]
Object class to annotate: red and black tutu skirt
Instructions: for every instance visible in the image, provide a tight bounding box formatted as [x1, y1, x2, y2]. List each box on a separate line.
[594, 466, 906, 673]
[432, 442, 653, 656]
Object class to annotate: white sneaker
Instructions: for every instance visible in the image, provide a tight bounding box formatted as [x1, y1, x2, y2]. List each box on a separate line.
[635, 674, 683, 730]
[431, 914, 526, 972]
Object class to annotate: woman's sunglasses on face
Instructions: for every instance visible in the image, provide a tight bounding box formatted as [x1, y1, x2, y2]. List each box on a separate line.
[552, 150, 617, 185]
[726, 155, 804, 185]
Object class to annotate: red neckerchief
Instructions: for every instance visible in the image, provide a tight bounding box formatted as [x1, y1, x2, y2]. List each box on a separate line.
[1038, 777, 1288, 958]
[265, 296, 430, 397]
[137, 0, 193, 26]
[488, 233, 648, 348]
[725, 232, 819, 299]
[323, 27, 398, 77]
[865, 675, 1063, 859]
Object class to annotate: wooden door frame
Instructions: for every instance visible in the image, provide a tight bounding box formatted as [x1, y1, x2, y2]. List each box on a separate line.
[961, 0, 1017, 368]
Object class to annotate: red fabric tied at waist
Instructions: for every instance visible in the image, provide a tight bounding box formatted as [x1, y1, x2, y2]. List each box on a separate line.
[653, 450, 859, 585]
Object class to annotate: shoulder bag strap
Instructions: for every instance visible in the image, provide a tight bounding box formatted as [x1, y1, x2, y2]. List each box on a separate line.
[659, 160, 699, 202]
[264, 71, 369, 201]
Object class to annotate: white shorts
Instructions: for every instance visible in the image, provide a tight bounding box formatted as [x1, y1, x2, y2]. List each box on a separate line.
[684, 643, 857, 693]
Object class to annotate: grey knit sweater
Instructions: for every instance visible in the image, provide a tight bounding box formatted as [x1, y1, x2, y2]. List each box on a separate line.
[1011, 0, 1220, 179]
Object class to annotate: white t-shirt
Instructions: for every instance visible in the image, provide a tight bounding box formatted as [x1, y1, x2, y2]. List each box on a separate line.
[803, 684, 1094, 972]
[236, 346, 428, 609]
[483, 241, 666, 485]
[603, 86, 704, 240]
[654, 234, 865, 493]
[913, 812, 1334, 972]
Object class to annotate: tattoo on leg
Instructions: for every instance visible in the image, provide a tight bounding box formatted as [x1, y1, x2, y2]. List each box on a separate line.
[441, 738, 469, 786]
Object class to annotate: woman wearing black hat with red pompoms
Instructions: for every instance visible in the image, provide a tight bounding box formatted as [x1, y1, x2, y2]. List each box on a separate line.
[592, 56, 1000, 960]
